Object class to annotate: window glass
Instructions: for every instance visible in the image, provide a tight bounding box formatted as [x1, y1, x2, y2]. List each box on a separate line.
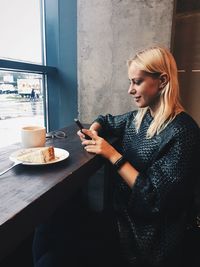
[0, 0, 43, 64]
[0, 70, 45, 148]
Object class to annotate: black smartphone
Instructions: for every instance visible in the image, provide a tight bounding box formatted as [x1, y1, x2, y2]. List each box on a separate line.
[74, 118, 92, 140]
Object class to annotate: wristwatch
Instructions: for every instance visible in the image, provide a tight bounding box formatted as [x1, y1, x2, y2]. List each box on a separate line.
[113, 156, 127, 170]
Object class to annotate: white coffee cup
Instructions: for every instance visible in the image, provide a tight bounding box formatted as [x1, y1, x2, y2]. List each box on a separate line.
[21, 126, 46, 148]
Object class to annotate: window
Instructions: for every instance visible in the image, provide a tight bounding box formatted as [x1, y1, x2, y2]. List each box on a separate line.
[0, 0, 42, 63]
[0, 0, 55, 148]
[0, 0, 77, 148]
[0, 70, 44, 147]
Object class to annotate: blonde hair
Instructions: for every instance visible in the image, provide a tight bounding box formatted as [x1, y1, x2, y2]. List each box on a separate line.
[128, 46, 184, 138]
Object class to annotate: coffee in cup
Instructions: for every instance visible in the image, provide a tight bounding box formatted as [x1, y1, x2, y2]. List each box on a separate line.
[21, 126, 46, 148]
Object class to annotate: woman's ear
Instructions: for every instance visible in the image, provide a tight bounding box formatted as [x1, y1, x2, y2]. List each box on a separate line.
[159, 73, 169, 89]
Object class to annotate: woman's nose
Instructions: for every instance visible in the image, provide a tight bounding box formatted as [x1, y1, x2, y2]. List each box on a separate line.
[128, 84, 136, 95]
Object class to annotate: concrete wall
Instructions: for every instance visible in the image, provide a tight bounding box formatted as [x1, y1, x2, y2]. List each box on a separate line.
[78, 0, 175, 123]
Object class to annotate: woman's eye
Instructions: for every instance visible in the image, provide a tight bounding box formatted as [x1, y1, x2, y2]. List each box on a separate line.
[129, 79, 142, 85]
[134, 79, 142, 85]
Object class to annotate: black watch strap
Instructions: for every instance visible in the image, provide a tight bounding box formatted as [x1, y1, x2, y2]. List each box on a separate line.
[113, 156, 127, 170]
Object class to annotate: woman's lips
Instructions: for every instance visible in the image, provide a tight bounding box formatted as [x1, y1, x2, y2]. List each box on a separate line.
[134, 96, 141, 102]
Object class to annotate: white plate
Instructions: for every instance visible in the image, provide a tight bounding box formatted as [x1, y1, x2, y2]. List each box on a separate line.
[9, 147, 69, 165]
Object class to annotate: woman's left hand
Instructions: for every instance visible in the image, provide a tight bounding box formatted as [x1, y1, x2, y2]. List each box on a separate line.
[81, 129, 120, 162]
[82, 129, 138, 188]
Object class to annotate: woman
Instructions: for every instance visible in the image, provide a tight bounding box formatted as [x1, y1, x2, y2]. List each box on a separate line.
[78, 46, 200, 266]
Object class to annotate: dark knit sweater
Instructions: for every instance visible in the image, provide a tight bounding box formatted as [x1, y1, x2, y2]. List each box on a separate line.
[95, 110, 200, 266]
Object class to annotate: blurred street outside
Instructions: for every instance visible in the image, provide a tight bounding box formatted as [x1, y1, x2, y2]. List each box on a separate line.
[0, 94, 44, 148]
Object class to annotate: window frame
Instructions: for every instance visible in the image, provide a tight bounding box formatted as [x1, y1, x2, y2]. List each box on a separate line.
[0, 59, 56, 74]
[0, 0, 77, 134]
[0, 0, 57, 132]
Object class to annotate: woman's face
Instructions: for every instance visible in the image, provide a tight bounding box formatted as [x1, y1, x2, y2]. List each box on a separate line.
[128, 63, 162, 116]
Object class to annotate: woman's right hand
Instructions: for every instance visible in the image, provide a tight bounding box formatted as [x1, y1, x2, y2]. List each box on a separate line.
[77, 121, 102, 141]
[77, 129, 98, 141]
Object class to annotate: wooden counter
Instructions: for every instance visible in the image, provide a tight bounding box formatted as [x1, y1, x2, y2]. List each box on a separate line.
[0, 124, 113, 261]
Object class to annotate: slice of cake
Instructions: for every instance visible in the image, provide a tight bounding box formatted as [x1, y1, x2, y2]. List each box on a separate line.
[17, 146, 55, 163]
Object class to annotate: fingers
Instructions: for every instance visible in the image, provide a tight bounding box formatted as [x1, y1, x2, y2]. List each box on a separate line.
[83, 139, 96, 145]
[82, 138, 97, 147]
[83, 139, 98, 154]
[77, 128, 100, 154]
[81, 132, 99, 151]
[77, 130, 85, 141]
[77, 130, 96, 148]
[82, 129, 98, 140]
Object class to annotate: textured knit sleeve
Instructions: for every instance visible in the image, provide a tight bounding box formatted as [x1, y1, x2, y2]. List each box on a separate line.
[128, 122, 200, 218]
[94, 111, 136, 137]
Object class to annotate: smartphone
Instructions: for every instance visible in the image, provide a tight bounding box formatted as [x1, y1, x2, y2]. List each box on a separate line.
[74, 118, 92, 140]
